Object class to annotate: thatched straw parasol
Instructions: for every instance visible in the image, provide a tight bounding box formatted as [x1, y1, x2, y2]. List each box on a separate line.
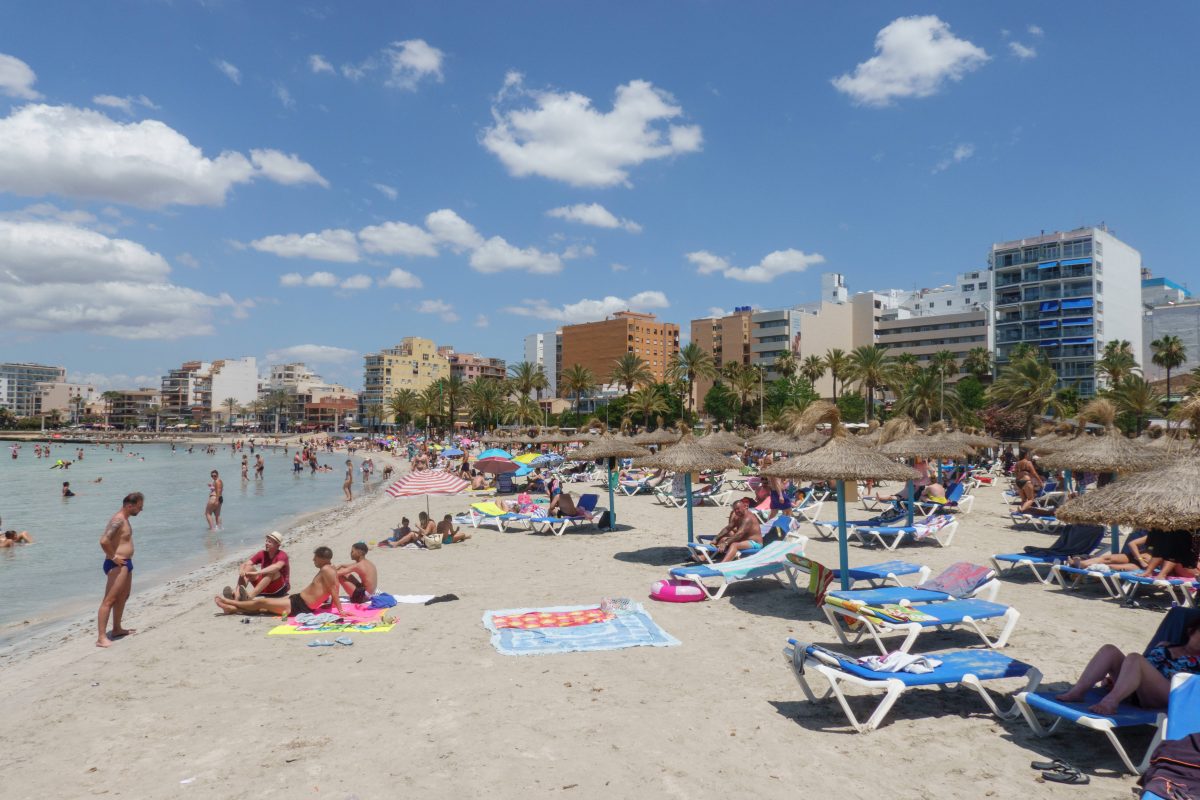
[697, 429, 748, 453]
[1055, 450, 1200, 530]
[763, 402, 917, 589]
[854, 419, 883, 445]
[878, 420, 971, 526]
[637, 431, 743, 543]
[633, 428, 681, 446]
[746, 430, 811, 452]
[566, 431, 651, 530]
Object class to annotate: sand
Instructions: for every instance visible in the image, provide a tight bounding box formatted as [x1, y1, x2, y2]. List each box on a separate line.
[0, 465, 1164, 799]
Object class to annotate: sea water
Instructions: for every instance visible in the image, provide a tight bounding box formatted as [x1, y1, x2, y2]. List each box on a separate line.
[0, 441, 370, 635]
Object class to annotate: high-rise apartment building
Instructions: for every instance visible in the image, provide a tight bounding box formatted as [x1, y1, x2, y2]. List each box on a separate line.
[1141, 271, 1198, 387]
[0, 362, 66, 418]
[523, 330, 561, 405]
[109, 389, 162, 429]
[874, 311, 989, 380]
[159, 357, 258, 424]
[361, 337, 450, 413]
[991, 225, 1143, 396]
[34, 381, 98, 419]
[558, 312, 679, 393]
[749, 308, 803, 381]
[690, 307, 754, 405]
[441, 349, 506, 382]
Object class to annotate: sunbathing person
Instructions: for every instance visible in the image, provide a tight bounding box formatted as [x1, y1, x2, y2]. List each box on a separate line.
[1068, 533, 1149, 572]
[389, 511, 437, 548]
[1055, 619, 1200, 715]
[437, 513, 471, 543]
[548, 490, 589, 519]
[470, 470, 486, 490]
[717, 505, 763, 562]
[377, 517, 412, 548]
[225, 531, 290, 600]
[705, 498, 752, 559]
[1139, 529, 1199, 581]
[214, 546, 343, 617]
[336, 542, 377, 602]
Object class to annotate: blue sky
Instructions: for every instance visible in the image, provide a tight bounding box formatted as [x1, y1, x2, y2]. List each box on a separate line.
[1, 1, 1197, 391]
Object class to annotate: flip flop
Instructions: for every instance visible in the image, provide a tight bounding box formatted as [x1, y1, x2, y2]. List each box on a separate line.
[1030, 759, 1071, 771]
[1041, 765, 1089, 785]
[307, 639, 334, 648]
[334, 636, 354, 646]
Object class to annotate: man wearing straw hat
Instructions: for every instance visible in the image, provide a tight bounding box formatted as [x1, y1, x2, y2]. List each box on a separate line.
[224, 531, 290, 601]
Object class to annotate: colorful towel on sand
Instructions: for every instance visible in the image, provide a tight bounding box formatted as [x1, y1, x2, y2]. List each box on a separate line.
[491, 608, 613, 629]
[482, 603, 679, 656]
[267, 601, 395, 636]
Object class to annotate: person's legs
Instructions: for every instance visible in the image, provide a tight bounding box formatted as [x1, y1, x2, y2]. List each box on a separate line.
[111, 565, 134, 638]
[244, 575, 273, 600]
[213, 594, 290, 615]
[96, 565, 129, 647]
[1140, 556, 1165, 578]
[1091, 653, 1170, 715]
[1056, 644, 1125, 702]
[721, 540, 757, 562]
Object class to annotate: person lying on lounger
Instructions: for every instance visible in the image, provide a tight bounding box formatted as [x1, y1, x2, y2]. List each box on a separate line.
[336, 542, 377, 602]
[1056, 619, 1200, 715]
[1068, 534, 1148, 572]
[868, 481, 946, 504]
[1139, 529, 1199, 581]
[548, 491, 589, 519]
[215, 546, 344, 617]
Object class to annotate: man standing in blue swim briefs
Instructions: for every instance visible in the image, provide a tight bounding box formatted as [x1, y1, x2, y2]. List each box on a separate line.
[97, 492, 144, 648]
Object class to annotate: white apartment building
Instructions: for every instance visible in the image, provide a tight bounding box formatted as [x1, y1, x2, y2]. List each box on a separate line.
[522, 330, 560, 399]
[0, 362, 66, 417]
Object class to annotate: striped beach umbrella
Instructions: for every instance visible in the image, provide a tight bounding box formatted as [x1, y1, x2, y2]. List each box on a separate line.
[385, 470, 469, 499]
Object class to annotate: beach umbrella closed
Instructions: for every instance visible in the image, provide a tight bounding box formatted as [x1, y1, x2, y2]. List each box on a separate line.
[567, 434, 651, 530]
[764, 402, 916, 590]
[384, 469, 470, 514]
[636, 433, 742, 544]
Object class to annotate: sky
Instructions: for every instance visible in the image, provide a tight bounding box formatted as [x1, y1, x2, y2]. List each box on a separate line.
[1, 1, 1198, 391]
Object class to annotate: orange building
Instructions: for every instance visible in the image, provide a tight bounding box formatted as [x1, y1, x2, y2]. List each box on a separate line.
[558, 311, 679, 391]
[689, 307, 754, 406]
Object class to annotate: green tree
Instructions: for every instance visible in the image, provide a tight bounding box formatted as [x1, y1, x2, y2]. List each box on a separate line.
[223, 396, 240, 430]
[1049, 386, 1082, 420]
[560, 363, 596, 417]
[1151, 334, 1187, 406]
[609, 352, 653, 395]
[143, 404, 161, 433]
[962, 347, 993, 382]
[100, 390, 121, 429]
[729, 366, 761, 423]
[1097, 339, 1139, 387]
[986, 352, 1058, 435]
[264, 389, 289, 433]
[844, 344, 896, 422]
[895, 367, 962, 424]
[773, 351, 797, 380]
[954, 375, 986, 412]
[509, 394, 542, 426]
[388, 389, 418, 427]
[893, 352, 921, 384]
[800, 354, 826, 392]
[701, 382, 738, 427]
[628, 384, 670, 429]
[464, 379, 506, 429]
[417, 384, 445, 433]
[667, 342, 718, 419]
[823, 348, 850, 403]
[836, 391, 866, 424]
[1108, 375, 1162, 435]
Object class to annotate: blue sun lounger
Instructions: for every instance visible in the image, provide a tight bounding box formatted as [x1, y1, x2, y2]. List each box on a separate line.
[822, 595, 1020, 654]
[529, 494, 600, 536]
[1118, 572, 1199, 607]
[1142, 674, 1200, 799]
[669, 537, 808, 599]
[686, 516, 796, 563]
[1050, 564, 1126, 597]
[850, 515, 959, 550]
[781, 640, 1041, 733]
[990, 524, 1107, 584]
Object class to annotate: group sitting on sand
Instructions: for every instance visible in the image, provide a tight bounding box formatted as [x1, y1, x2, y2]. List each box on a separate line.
[215, 541, 379, 616]
[377, 511, 471, 548]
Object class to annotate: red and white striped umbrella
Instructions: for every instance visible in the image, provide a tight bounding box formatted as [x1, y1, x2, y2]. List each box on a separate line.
[385, 469, 470, 498]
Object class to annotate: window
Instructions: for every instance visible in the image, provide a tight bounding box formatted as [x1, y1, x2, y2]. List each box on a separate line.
[962, 284, 975, 292]
[978, 281, 988, 289]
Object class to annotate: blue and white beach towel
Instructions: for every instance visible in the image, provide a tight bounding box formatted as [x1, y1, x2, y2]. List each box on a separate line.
[482, 603, 680, 656]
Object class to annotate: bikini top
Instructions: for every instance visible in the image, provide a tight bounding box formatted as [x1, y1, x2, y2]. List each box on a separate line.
[1147, 645, 1200, 680]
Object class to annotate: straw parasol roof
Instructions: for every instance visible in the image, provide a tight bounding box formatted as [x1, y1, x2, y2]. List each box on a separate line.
[1055, 452, 1200, 529]
[633, 428, 682, 446]
[637, 432, 742, 473]
[1038, 399, 1160, 474]
[697, 429, 748, 453]
[875, 416, 916, 447]
[762, 402, 918, 483]
[535, 427, 576, 444]
[854, 419, 883, 445]
[746, 430, 813, 453]
[566, 433, 651, 461]
[879, 432, 971, 461]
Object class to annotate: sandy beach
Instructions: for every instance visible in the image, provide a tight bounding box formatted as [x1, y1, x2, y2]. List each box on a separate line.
[0, 466, 1161, 799]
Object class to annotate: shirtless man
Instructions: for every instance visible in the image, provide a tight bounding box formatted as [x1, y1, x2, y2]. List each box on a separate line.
[437, 513, 471, 544]
[336, 543, 378, 603]
[2, 530, 34, 547]
[214, 546, 344, 617]
[709, 498, 751, 557]
[97, 492, 144, 647]
[254, 454, 265, 480]
[716, 499, 763, 562]
[343, 459, 353, 502]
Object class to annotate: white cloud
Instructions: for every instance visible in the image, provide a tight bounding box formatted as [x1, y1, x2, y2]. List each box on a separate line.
[1028, 24, 1044, 37]
[248, 149, 329, 187]
[933, 142, 975, 173]
[0, 104, 326, 207]
[358, 220, 437, 257]
[384, 39, 444, 90]
[373, 182, 398, 200]
[0, 202, 105, 230]
[707, 306, 731, 317]
[561, 244, 595, 260]
[424, 208, 483, 251]
[687, 248, 825, 283]
[251, 229, 359, 262]
[1009, 42, 1037, 60]
[417, 298, 460, 322]
[92, 94, 159, 114]
[340, 274, 372, 290]
[378, 268, 423, 289]
[504, 290, 669, 324]
[481, 76, 702, 187]
[547, 203, 642, 233]
[274, 84, 295, 109]
[832, 16, 989, 106]
[176, 252, 200, 269]
[470, 236, 563, 274]
[610, 262, 629, 272]
[0, 219, 236, 339]
[0, 53, 41, 99]
[280, 271, 339, 288]
[474, 314, 489, 328]
[266, 344, 359, 365]
[308, 54, 335, 74]
[214, 59, 241, 85]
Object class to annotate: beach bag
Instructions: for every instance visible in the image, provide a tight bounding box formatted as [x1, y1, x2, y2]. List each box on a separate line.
[424, 533, 444, 550]
[594, 509, 611, 530]
[1139, 734, 1200, 799]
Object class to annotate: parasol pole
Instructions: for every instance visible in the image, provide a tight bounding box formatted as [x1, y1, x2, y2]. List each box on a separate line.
[905, 478, 914, 527]
[1109, 471, 1119, 554]
[1063, 468, 1072, 495]
[607, 456, 617, 531]
[836, 479, 850, 590]
[685, 473, 695, 544]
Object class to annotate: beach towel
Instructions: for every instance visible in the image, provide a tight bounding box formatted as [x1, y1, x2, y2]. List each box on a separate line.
[482, 603, 679, 656]
[1021, 523, 1105, 557]
[857, 651, 944, 674]
[267, 601, 396, 636]
[914, 562, 992, 599]
[786, 554, 835, 605]
[491, 608, 613, 629]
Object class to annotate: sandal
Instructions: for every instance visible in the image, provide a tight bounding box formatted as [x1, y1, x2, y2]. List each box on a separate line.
[334, 636, 354, 646]
[1030, 759, 1071, 771]
[307, 639, 334, 648]
[1041, 765, 1089, 785]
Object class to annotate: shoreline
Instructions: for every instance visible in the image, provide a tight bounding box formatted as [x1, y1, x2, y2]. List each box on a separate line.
[0, 450, 400, 665]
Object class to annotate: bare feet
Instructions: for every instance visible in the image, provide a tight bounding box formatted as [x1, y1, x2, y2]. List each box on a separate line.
[214, 596, 235, 614]
[110, 628, 136, 638]
[1088, 698, 1119, 716]
[96, 637, 113, 648]
[1055, 689, 1088, 703]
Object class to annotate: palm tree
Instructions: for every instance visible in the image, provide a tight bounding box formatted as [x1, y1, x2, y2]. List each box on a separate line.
[464, 379, 506, 429]
[388, 389, 418, 428]
[729, 367, 760, 419]
[364, 403, 383, 433]
[986, 352, 1058, 435]
[800, 354, 826, 392]
[1151, 334, 1187, 406]
[1097, 339, 1139, 387]
[263, 389, 290, 433]
[609, 352, 653, 395]
[928, 351, 958, 422]
[773, 351, 797, 380]
[823, 348, 850, 402]
[560, 363, 596, 417]
[507, 361, 542, 399]
[99, 390, 121, 429]
[627, 385, 669, 429]
[667, 342, 718, 418]
[962, 347, 993, 383]
[509, 394, 542, 425]
[893, 352, 920, 383]
[432, 376, 466, 429]
[844, 345, 896, 422]
[895, 367, 962, 424]
[144, 403, 161, 433]
[1009, 342, 1036, 362]
[417, 384, 445, 433]
[223, 396, 240, 431]
[1109, 375, 1162, 435]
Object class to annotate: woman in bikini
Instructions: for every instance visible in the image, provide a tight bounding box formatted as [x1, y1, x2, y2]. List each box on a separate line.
[205, 470, 223, 531]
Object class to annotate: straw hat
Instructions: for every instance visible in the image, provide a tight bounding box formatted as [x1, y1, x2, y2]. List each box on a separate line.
[266, 531, 283, 545]
[762, 402, 917, 483]
[1038, 399, 1160, 474]
[637, 431, 742, 473]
